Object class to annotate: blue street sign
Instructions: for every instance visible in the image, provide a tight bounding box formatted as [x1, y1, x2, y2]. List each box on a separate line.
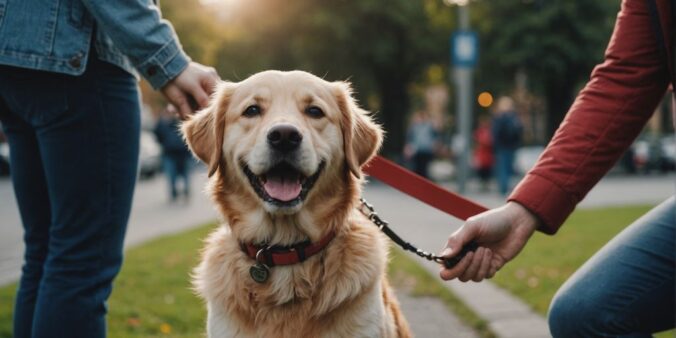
[451, 30, 479, 68]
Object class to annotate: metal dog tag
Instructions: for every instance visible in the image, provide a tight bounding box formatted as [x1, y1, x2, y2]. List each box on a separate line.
[250, 263, 270, 283]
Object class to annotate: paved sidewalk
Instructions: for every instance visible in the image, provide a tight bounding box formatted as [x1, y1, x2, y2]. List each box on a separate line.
[397, 291, 478, 338]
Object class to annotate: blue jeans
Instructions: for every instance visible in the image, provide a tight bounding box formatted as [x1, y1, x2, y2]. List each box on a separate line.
[0, 55, 140, 338]
[494, 148, 515, 195]
[162, 152, 191, 200]
[548, 196, 675, 337]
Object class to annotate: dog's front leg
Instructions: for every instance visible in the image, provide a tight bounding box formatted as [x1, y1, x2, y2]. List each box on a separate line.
[206, 302, 251, 338]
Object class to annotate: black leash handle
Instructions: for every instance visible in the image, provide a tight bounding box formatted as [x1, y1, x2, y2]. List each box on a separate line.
[358, 198, 479, 269]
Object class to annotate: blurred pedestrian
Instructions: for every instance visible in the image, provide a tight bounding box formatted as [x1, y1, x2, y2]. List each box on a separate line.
[473, 115, 494, 192]
[154, 104, 192, 202]
[404, 111, 441, 178]
[440, 0, 674, 336]
[0, 1, 220, 337]
[491, 96, 523, 195]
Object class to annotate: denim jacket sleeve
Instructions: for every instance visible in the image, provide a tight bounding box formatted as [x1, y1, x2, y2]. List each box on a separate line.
[80, 0, 190, 89]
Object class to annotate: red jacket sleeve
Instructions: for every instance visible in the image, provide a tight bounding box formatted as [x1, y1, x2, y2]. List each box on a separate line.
[508, 0, 671, 234]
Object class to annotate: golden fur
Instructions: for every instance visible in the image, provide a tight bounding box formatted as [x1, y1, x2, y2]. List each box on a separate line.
[182, 70, 411, 338]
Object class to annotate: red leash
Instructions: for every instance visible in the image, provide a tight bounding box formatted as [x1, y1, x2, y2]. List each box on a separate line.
[363, 156, 488, 221]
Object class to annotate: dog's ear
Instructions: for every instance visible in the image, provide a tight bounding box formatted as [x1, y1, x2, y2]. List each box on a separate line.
[334, 81, 384, 179]
[181, 82, 234, 177]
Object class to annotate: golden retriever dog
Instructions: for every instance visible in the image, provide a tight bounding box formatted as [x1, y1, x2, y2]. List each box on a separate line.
[181, 70, 411, 338]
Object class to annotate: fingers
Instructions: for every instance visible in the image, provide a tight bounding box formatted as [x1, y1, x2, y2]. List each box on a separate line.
[161, 63, 222, 118]
[191, 67, 220, 108]
[439, 251, 474, 281]
[441, 222, 479, 259]
[189, 85, 211, 110]
[474, 247, 493, 281]
[440, 247, 497, 282]
[201, 67, 220, 96]
[459, 247, 484, 282]
[162, 85, 192, 120]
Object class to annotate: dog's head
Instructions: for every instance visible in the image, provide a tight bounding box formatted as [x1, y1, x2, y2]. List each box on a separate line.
[182, 70, 382, 215]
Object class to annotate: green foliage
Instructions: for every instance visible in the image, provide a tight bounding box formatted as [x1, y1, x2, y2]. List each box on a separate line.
[474, 0, 620, 134]
[160, 0, 620, 150]
[161, 0, 222, 66]
[164, 0, 457, 155]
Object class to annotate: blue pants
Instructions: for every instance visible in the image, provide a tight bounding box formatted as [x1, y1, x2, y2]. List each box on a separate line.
[0, 56, 140, 338]
[162, 152, 190, 200]
[494, 148, 515, 195]
[548, 196, 675, 337]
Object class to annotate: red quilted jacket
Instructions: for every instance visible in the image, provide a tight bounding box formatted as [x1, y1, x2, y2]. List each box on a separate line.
[509, 0, 674, 234]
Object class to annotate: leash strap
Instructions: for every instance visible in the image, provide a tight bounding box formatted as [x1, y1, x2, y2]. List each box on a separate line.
[361, 156, 488, 268]
[363, 156, 487, 221]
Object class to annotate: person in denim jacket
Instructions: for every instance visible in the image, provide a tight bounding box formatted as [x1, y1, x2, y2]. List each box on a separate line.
[0, 1, 220, 337]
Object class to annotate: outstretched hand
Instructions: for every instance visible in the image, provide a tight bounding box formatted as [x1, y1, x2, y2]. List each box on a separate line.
[161, 62, 220, 119]
[439, 202, 540, 282]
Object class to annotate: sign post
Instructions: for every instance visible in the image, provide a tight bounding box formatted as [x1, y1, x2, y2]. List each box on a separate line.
[451, 5, 477, 194]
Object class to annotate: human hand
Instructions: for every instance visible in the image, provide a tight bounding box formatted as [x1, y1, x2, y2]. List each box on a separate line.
[161, 62, 220, 119]
[439, 201, 540, 282]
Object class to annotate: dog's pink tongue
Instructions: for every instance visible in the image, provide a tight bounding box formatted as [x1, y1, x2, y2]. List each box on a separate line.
[263, 177, 302, 202]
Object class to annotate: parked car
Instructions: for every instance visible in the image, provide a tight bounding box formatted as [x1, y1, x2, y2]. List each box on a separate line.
[632, 134, 675, 173]
[515, 145, 544, 176]
[139, 130, 162, 180]
[0, 141, 9, 177]
[659, 134, 676, 171]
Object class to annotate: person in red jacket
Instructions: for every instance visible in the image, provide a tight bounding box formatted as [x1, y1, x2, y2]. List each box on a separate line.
[440, 0, 674, 336]
[473, 115, 494, 192]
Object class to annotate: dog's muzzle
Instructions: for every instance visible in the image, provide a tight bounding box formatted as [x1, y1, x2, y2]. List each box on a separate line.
[243, 161, 325, 208]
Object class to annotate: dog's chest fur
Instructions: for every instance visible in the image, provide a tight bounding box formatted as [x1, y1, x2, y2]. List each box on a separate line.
[193, 215, 401, 337]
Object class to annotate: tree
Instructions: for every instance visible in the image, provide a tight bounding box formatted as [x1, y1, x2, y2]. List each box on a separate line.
[202, 0, 455, 156]
[474, 0, 619, 137]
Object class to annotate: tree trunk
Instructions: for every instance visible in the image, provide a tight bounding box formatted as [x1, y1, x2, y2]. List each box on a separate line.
[377, 78, 410, 158]
[544, 80, 576, 140]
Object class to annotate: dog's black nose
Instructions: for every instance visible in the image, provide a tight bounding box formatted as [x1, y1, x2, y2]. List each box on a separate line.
[267, 124, 302, 153]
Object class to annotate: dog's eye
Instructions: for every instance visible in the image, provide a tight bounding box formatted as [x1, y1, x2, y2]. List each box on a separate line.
[305, 106, 325, 119]
[243, 105, 261, 118]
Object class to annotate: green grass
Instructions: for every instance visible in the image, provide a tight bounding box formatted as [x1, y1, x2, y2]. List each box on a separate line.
[492, 204, 673, 338]
[0, 284, 16, 337]
[105, 225, 212, 338]
[0, 223, 490, 338]
[492, 205, 651, 313]
[388, 248, 495, 338]
[0, 224, 213, 338]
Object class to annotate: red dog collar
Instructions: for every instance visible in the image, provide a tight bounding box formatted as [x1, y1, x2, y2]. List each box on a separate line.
[241, 231, 336, 267]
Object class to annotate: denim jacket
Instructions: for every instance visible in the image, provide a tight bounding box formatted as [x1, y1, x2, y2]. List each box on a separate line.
[0, 0, 190, 89]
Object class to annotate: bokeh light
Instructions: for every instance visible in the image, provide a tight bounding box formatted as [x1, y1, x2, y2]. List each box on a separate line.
[477, 91, 493, 108]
